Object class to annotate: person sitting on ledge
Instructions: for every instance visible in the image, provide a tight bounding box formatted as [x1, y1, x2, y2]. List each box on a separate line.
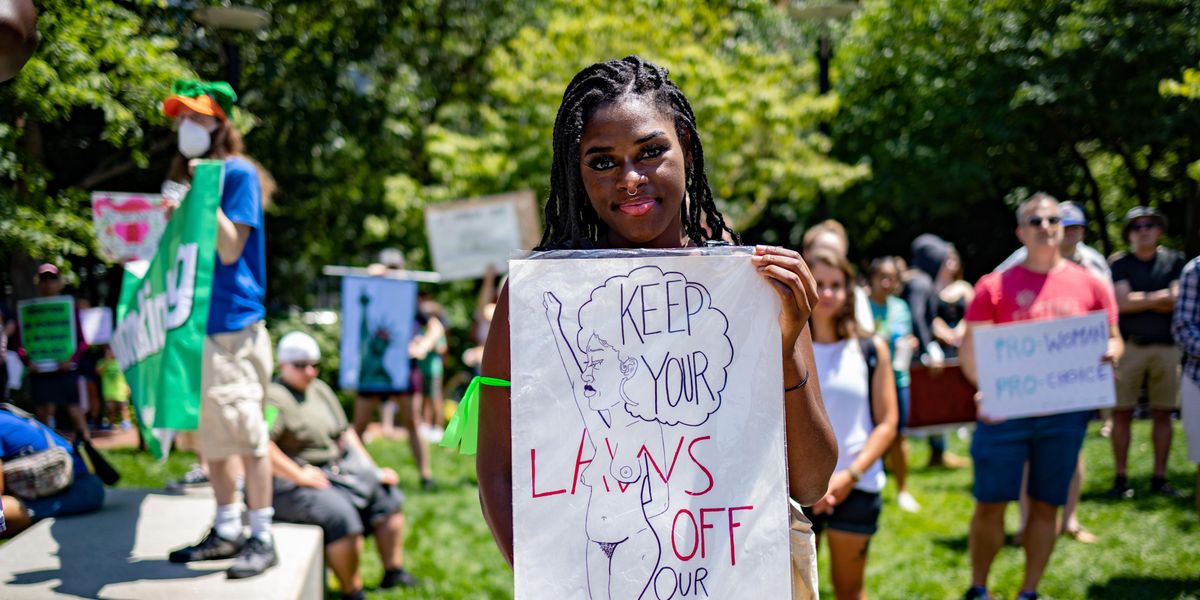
[267, 332, 418, 600]
[1, 405, 104, 538]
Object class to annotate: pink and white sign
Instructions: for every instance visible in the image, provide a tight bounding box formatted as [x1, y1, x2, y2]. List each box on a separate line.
[92, 192, 167, 263]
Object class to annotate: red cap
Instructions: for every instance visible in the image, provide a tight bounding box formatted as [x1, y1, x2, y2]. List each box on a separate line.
[37, 263, 59, 276]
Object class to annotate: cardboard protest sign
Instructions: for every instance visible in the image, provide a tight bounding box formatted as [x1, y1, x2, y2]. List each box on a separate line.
[974, 311, 1115, 420]
[80, 306, 114, 345]
[338, 276, 418, 393]
[17, 296, 76, 370]
[508, 249, 791, 600]
[113, 162, 221, 459]
[423, 191, 541, 281]
[92, 192, 169, 263]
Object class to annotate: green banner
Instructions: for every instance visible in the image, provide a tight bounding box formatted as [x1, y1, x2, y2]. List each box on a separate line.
[17, 296, 77, 366]
[113, 161, 223, 458]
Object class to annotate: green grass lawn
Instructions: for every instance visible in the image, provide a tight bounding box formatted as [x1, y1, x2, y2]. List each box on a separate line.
[104, 420, 1199, 599]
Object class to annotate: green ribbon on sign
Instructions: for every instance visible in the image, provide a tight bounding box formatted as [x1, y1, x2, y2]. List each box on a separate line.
[171, 79, 238, 116]
[440, 376, 510, 456]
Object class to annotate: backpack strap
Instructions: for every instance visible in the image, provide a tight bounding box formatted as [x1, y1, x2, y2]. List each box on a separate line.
[2, 402, 61, 451]
[859, 337, 879, 428]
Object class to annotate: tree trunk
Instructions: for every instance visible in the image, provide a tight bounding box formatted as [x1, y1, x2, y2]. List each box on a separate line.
[1070, 143, 1112, 257]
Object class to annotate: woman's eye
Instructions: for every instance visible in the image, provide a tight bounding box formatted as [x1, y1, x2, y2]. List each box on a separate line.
[587, 157, 615, 171]
[640, 144, 667, 160]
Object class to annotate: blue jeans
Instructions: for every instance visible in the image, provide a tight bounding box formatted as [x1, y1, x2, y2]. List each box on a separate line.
[970, 411, 1090, 506]
[24, 473, 105, 521]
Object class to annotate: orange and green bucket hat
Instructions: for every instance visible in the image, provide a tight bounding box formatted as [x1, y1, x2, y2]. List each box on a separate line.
[162, 79, 237, 121]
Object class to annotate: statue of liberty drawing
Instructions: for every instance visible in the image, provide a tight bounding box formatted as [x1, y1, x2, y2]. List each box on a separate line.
[357, 291, 394, 389]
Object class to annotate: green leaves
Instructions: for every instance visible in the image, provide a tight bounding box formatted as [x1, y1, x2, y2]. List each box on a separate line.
[833, 0, 1200, 265]
[1, 0, 193, 268]
[422, 0, 867, 235]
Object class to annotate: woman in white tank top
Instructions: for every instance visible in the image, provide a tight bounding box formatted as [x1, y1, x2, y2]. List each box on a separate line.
[802, 249, 899, 600]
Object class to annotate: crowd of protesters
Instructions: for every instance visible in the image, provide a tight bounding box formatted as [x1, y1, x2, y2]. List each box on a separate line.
[794, 195, 1197, 600]
[0, 64, 1198, 600]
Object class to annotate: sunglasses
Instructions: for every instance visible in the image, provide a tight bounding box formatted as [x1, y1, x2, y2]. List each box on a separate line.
[1129, 221, 1159, 232]
[289, 361, 319, 370]
[1025, 216, 1061, 227]
[37, 273, 60, 281]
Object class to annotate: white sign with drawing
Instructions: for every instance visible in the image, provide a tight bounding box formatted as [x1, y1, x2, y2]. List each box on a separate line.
[975, 311, 1115, 420]
[508, 249, 791, 600]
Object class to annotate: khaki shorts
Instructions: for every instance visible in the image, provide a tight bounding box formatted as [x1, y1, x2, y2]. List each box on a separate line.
[198, 321, 272, 460]
[1115, 342, 1181, 410]
[1182, 376, 1200, 464]
[789, 498, 818, 600]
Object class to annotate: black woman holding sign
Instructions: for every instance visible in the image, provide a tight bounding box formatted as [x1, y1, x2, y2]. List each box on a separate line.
[472, 57, 838, 597]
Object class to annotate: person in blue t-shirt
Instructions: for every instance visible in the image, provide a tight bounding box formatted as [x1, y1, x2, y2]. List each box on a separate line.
[158, 79, 280, 579]
[867, 256, 922, 515]
[1, 407, 104, 538]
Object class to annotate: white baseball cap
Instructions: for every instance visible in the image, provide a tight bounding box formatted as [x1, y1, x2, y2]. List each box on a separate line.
[277, 331, 320, 364]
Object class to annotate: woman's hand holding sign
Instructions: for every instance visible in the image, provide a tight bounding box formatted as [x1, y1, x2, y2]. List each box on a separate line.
[751, 245, 818, 356]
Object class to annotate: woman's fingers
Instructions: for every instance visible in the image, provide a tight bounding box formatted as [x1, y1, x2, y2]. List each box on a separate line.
[752, 246, 817, 305]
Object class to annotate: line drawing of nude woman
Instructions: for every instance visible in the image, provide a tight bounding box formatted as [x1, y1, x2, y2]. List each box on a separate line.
[543, 290, 669, 600]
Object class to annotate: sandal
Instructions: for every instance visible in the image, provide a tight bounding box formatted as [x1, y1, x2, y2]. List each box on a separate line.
[1061, 525, 1098, 544]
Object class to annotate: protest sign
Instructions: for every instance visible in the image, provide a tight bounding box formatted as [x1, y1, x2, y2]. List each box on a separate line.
[508, 249, 791, 600]
[974, 311, 1115, 420]
[17, 296, 76, 370]
[92, 192, 168, 263]
[80, 306, 114, 345]
[423, 191, 541, 281]
[339, 276, 418, 393]
[112, 162, 221, 459]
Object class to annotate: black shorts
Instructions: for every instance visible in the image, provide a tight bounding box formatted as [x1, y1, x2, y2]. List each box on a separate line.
[801, 489, 882, 536]
[272, 477, 404, 544]
[30, 371, 80, 407]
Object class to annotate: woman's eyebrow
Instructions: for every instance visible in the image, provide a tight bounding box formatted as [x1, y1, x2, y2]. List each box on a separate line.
[582, 131, 666, 156]
[635, 131, 665, 144]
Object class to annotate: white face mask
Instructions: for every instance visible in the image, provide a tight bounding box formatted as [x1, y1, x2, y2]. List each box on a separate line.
[177, 117, 214, 158]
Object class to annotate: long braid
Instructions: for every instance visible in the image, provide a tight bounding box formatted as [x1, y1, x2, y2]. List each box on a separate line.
[538, 56, 739, 250]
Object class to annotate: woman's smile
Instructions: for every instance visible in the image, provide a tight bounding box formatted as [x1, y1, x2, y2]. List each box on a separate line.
[616, 196, 658, 216]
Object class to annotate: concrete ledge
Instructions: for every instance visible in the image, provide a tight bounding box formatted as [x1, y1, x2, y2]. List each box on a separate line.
[0, 487, 324, 599]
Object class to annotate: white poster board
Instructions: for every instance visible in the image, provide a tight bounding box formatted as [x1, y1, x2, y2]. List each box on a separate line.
[423, 191, 541, 281]
[975, 311, 1115, 420]
[92, 192, 168, 263]
[508, 249, 791, 600]
[80, 307, 114, 345]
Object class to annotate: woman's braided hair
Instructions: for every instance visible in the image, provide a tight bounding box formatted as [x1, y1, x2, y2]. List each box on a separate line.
[537, 56, 739, 250]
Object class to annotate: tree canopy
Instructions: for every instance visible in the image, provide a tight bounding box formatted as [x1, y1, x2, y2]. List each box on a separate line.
[832, 0, 1200, 270]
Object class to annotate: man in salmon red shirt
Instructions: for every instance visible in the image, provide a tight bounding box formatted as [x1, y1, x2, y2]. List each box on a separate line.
[958, 193, 1123, 600]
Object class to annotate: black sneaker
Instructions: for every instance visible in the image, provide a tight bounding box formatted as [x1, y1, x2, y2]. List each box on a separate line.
[168, 528, 244, 563]
[226, 537, 278, 579]
[1105, 481, 1134, 499]
[380, 567, 420, 588]
[962, 586, 990, 600]
[421, 477, 438, 492]
[1151, 478, 1183, 498]
[1016, 592, 1039, 600]
[166, 463, 210, 491]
